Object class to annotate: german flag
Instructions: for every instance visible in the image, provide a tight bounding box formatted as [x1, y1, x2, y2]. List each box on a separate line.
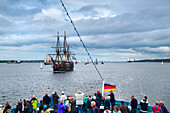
[104, 83, 116, 92]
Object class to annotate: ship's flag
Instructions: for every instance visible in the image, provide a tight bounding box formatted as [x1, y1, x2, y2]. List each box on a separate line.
[72, 56, 76, 60]
[104, 83, 116, 92]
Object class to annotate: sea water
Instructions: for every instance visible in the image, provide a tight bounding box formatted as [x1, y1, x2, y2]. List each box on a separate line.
[0, 62, 169, 110]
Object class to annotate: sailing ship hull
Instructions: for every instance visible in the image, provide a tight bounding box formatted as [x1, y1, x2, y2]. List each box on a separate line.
[53, 62, 74, 73]
[44, 62, 52, 65]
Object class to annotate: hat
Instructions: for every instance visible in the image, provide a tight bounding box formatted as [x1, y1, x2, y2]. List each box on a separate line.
[97, 91, 100, 94]
[43, 105, 47, 108]
[62, 91, 64, 94]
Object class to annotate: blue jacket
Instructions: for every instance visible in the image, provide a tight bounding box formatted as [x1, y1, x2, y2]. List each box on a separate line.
[57, 103, 67, 113]
[50, 94, 54, 105]
[161, 105, 169, 113]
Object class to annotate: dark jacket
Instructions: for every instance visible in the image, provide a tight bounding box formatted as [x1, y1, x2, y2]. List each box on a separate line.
[96, 93, 102, 103]
[91, 105, 99, 113]
[140, 99, 148, 112]
[108, 93, 115, 103]
[15, 103, 22, 113]
[43, 95, 51, 105]
[86, 100, 91, 109]
[131, 98, 138, 109]
[104, 99, 110, 110]
[70, 100, 76, 112]
[52, 94, 59, 104]
[3, 105, 12, 113]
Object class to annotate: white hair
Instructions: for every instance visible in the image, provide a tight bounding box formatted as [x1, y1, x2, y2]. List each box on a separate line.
[160, 101, 164, 104]
[107, 96, 111, 99]
[93, 96, 96, 100]
[91, 101, 96, 105]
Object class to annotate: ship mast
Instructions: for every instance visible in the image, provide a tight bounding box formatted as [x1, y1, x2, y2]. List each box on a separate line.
[56, 32, 60, 64]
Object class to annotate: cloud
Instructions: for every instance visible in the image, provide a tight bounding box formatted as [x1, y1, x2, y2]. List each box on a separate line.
[0, 0, 170, 60]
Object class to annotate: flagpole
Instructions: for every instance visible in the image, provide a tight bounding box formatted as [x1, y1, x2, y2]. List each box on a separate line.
[102, 81, 105, 96]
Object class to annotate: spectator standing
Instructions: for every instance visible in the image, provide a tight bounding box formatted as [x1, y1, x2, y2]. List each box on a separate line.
[3, 103, 11, 113]
[75, 91, 84, 113]
[104, 96, 111, 110]
[91, 101, 99, 113]
[130, 95, 138, 113]
[70, 96, 76, 113]
[52, 92, 59, 113]
[31, 96, 38, 113]
[43, 93, 51, 106]
[152, 101, 162, 113]
[140, 96, 148, 113]
[108, 90, 115, 111]
[120, 101, 129, 113]
[159, 101, 168, 113]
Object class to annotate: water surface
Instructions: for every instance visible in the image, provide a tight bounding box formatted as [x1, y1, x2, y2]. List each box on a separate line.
[0, 63, 169, 110]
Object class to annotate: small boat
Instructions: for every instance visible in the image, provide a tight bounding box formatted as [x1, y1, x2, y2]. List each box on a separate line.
[161, 61, 164, 64]
[101, 61, 104, 64]
[44, 55, 52, 65]
[85, 59, 90, 65]
[40, 62, 43, 69]
[95, 58, 98, 65]
[7, 60, 21, 64]
[48, 31, 74, 72]
[127, 58, 132, 63]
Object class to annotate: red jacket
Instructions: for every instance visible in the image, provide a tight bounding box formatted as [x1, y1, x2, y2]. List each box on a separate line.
[152, 105, 162, 113]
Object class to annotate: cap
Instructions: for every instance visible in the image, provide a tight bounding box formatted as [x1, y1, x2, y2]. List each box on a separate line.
[43, 105, 47, 108]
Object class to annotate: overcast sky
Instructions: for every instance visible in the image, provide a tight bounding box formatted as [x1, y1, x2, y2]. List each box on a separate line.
[0, 0, 170, 61]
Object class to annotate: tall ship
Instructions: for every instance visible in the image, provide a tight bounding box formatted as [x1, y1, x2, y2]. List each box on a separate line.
[44, 55, 52, 65]
[48, 31, 75, 72]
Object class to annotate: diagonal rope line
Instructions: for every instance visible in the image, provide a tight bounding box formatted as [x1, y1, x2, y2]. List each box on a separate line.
[59, 0, 104, 81]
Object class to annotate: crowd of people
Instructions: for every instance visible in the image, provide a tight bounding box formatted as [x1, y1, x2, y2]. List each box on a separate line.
[0, 90, 169, 113]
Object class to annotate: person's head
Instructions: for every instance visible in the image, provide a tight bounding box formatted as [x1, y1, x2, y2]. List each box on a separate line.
[105, 107, 110, 112]
[155, 101, 159, 105]
[110, 90, 113, 94]
[121, 101, 124, 105]
[160, 101, 164, 107]
[18, 101, 21, 105]
[54, 92, 57, 95]
[45, 92, 48, 96]
[70, 96, 74, 101]
[43, 105, 47, 109]
[60, 100, 64, 104]
[4, 102, 9, 107]
[40, 100, 43, 104]
[97, 91, 100, 94]
[107, 96, 111, 100]
[61, 91, 64, 95]
[114, 105, 119, 112]
[77, 91, 82, 94]
[91, 101, 96, 107]
[67, 95, 70, 100]
[87, 96, 90, 101]
[102, 96, 105, 101]
[93, 96, 96, 100]
[144, 96, 147, 100]
[131, 95, 134, 99]
[32, 95, 35, 98]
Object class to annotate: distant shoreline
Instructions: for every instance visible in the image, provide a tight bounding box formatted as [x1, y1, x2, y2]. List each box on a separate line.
[0, 59, 170, 63]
